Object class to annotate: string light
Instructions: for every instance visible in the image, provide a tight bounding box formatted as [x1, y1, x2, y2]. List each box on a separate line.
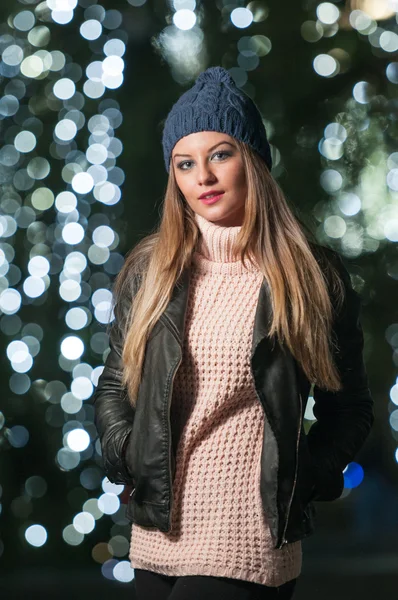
[0, 0, 131, 584]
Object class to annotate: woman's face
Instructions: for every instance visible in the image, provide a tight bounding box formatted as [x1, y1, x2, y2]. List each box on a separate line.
[171, 131, 247, 227]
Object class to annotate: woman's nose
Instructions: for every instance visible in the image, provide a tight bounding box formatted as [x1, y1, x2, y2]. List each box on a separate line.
[197, 164, 216, 185]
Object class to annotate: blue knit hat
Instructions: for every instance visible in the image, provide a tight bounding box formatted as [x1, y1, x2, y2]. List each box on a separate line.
[161, 66, 272, 173]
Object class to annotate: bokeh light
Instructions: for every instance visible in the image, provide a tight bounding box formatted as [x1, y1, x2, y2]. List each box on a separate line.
[0, 0, 392, 587]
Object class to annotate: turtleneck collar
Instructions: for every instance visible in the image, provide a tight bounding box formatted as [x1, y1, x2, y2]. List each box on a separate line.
[192, 212, 259, 275]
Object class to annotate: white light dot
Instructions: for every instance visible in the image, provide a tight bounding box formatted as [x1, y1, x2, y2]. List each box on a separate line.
[324, 215, 346, 238]
[73, 511, 95, 534]
[55, 119, 77, 141]
[62, 524, 84, 545]
[173, 9, 197, 31]
[57, 447, 80, 470]
[319, 137, 344, 160]
[92, 226, 115, 248]
[60, 335, 84, 360]
[353, 81, 373, 104]
[380, 31, 398, 53]
[102, 477, 124, 495]
[313, 54, 337, 77]
[113, 561, 134, 583]
[49, 50, 66, 71]
[51, 10, 74, 25]
[61, 393, 82, 415]
[94, 181, 120, 205]
[53, 78, 76, 100]
[87, 164, 107, 185]
[2, 44, 24, 66]
[14, 131, 36, 153]
[7, 340, 29, 362]
[64, 251, 87, 274]
[95, 301, 113, 324]
[80, 19, 102, 41]
[230, 7, 253, 29]
[66, 428, 90, 452]
[71, 172, 94, 194]
[55, 191, 77, 213]
[101, 72, 123, 90]
[71, 376, 93, 400]
[88, 245, 109, 265]
[104, 39, 125, 57]
[386, 62, 398, 84]
[12, 354, 33, 373]
[59, 279, 81, 302]
[387, 169, 398, 192]
[390, 384, 398, 406]
[25, 524, 47, 547]
[86, 61, 103, 82]
[83, 80, 105, 99]
[0, 288, 22, 314]
[97, 492, 120, 515]
[23, 276, 46, 298]
[324, 122, 347, 142]
[86, 143, 107, 165]
[65, 307, 88, 330]
[349, 10, 372, 32]
[20, 55, 44, 78]
[28, 256, 50, 277]
[62, 222, 85, 245]
[320, 169, 342, 193]
[0, 96, 19, 118]
[338, 193, 361, 216]
[389, 409, 398, 431]
[14, 11, 36, 32]
[384, 220, 398, 242]
[92, 288, 113, 307]
[102, 56, 124, 76]
[316, 2, 340, 25]
[91, 366, 104, 387]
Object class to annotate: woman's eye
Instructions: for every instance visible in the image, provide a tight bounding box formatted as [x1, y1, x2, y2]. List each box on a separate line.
[178, 151, 230, 170]
[178, 160, 193, 170]
[213, 151, 229, 160]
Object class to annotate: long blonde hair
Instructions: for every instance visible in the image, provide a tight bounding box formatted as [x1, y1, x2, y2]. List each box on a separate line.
[112, 140, 345, 409]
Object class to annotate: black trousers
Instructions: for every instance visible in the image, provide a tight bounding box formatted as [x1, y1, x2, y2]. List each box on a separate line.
[134, 569, 298, 600]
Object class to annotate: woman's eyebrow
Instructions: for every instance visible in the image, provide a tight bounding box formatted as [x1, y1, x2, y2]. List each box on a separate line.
[173, 141, 235, 159]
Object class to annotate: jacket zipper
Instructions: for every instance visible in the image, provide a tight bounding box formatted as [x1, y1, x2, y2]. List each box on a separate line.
[280, 391, 302, 548]
[167, 354, 182, 532]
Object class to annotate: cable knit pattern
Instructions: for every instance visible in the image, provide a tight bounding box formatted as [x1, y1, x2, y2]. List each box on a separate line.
[129, 212, 302, 586]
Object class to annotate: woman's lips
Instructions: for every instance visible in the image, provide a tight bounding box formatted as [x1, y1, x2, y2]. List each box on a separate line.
[199, 192, 225, 205]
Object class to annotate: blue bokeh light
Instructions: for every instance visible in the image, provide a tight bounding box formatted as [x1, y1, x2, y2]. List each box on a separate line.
[343, 462, 364, 489]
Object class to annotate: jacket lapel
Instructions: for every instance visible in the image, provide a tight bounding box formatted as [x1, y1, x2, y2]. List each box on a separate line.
[159, 266, 192, 343]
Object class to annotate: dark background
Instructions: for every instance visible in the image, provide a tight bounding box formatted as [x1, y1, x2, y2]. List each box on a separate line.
[0, 0, 397, 598]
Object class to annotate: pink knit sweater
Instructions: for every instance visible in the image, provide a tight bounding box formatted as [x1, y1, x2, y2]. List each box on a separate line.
[129, 212, 302, 586]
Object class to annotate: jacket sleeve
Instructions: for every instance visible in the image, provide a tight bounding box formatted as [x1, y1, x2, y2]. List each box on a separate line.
[306, 250, 374, 501]
[93, 288, 136, 486]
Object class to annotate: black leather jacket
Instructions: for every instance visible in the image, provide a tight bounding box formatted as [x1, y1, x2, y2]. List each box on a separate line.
[93, 244, 374, 550]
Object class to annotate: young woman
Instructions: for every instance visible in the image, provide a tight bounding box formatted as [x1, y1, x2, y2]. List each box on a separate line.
[93, 67, 374, 600]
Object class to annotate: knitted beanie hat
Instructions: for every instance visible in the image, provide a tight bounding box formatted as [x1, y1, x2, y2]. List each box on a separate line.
[161, 66, 272, 173]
